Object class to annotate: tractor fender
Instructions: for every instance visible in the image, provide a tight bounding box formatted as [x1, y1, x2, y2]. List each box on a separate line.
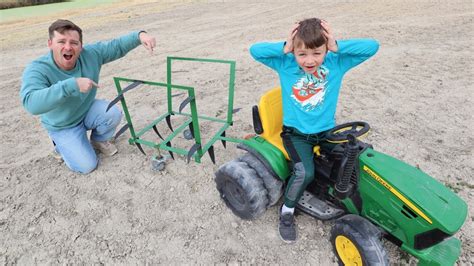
[237, 137, 290, 181]
[336, 214, 384, 238]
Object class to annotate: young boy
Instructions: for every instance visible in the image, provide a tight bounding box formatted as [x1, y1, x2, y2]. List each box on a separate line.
[249, 18, 379, 243]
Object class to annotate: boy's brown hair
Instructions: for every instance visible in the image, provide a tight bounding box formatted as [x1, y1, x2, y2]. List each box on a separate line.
[48, 19, 83, 43]
[294, 18, 326, 49]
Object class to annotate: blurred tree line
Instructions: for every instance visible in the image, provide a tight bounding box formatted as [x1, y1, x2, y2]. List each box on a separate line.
[0, 0, 68, 10]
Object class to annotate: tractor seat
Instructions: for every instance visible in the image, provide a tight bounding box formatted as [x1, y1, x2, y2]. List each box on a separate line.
[252, 87, 320, 160]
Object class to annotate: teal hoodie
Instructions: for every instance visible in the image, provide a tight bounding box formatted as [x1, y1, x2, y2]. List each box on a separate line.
[20, 31, 142, 131]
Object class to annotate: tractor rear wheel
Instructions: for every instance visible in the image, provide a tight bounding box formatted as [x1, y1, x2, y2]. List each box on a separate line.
[238, 153, 283, 206]
[215, 160, 268, 220]
[330, 214, 388, 266]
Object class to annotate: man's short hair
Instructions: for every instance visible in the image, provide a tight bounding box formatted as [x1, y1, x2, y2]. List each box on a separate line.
[48, 19, 83, 43]
[294, 18, 326, 49]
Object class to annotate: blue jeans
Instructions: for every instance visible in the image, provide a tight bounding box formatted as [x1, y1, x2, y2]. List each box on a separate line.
[48, 99, 122, 174]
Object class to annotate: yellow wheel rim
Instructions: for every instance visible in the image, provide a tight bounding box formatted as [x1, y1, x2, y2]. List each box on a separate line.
[335, 235, 363, 265]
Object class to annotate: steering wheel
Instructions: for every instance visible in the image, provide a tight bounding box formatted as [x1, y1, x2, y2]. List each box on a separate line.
[326, 121, 370, 143]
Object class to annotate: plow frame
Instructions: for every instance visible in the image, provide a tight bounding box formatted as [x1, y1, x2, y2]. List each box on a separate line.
[112, 56, 243, 163]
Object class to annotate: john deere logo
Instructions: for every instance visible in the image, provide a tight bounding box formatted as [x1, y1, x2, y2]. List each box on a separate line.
[363, 165, 391, 190]
[362, 165, 432, 224]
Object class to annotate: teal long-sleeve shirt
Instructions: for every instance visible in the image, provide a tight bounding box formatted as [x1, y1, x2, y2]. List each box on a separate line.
[250, 39, 379, 134]
[20, 31, 142, 131]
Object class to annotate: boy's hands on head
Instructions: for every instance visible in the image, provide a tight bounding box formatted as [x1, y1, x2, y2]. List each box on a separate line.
[283, 22, 300, 54]
[321, 20, 338, 52]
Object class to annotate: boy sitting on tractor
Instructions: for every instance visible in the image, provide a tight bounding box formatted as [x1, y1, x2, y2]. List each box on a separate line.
[249, 18, 379, 243]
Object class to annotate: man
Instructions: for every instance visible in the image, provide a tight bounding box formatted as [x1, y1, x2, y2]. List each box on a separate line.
[20, 19, 156, 174]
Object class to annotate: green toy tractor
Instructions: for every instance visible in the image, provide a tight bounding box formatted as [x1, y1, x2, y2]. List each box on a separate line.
[215, 87, 468, 265]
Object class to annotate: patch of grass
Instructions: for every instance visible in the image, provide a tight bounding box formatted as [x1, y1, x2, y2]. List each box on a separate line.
[1, 1, 68, 10]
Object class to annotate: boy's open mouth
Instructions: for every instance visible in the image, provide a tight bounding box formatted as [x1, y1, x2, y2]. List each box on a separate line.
[303, 66, 316, 73]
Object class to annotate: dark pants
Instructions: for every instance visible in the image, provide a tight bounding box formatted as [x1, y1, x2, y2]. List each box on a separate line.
[281, 126, 336, 208]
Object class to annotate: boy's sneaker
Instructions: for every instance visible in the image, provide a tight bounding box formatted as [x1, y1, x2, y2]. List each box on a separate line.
[279, 211, 297, 243]
[91, 140, 118, 156]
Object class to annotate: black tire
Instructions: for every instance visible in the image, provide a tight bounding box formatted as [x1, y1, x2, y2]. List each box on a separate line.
[183, 129, 194, 140]
[215, 160, 269, 220]
[238, 153, 283, 206]
[330, 214, 388, 266]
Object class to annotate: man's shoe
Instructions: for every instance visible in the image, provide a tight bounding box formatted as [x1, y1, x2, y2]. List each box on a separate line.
[279, 212, 297, 243]
[91, 140, 118, 156]
[52, 149, 63, 162]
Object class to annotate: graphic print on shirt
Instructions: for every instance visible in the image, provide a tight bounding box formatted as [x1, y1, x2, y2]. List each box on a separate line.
[291, 65, 329, 112]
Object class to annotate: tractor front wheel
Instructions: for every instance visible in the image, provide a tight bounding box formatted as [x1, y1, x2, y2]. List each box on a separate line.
[330, 214, 388, 266]
[215, 160, 268, 220]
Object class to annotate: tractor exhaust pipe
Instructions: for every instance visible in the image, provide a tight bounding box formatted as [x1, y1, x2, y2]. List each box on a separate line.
[335, 134, 358, 199]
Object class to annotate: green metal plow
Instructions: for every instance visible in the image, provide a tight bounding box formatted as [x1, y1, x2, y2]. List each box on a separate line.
[107, 56, 244, 164]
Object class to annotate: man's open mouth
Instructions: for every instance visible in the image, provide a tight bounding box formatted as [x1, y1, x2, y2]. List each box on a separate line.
[63, 54, 73, 60]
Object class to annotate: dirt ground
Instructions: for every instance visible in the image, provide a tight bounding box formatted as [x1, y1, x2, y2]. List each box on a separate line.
[0, 0, 473, 264]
